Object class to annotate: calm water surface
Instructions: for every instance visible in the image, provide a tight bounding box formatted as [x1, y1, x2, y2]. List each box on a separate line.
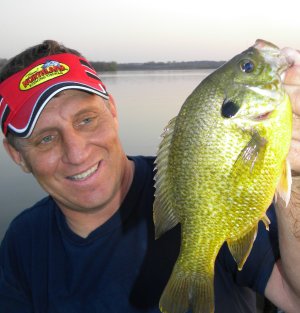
[0, 69, 212, 240]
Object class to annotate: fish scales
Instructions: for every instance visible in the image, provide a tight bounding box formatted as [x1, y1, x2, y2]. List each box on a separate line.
[153, 39, 292, 313]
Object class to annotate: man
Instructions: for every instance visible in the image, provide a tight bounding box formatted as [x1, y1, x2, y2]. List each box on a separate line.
[0, 40, 299, 312]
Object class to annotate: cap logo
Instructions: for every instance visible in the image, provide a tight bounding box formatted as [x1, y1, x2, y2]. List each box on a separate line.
[20, 60, 70, 90]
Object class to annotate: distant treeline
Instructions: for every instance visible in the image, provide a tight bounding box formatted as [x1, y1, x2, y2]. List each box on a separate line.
[90, 60, 225, 72]
[0, 58, 225, 72]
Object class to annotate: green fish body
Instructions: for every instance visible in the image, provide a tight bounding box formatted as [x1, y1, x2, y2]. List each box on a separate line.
[153, 39, 292, 313]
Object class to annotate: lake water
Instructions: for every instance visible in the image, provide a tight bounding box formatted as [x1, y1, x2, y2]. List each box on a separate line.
[0, 69, 213, 240]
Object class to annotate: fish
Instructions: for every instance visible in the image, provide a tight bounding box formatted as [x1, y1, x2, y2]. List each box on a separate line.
[153, 39, 293, 313]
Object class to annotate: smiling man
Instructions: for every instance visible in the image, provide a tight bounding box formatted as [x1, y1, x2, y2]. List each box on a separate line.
[0, 40, 300, 313]
[4, 89, 133, 237]
[1, 51, 134, 239]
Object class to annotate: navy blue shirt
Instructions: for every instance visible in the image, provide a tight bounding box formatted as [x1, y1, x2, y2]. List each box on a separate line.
[0, 156, 279, 313]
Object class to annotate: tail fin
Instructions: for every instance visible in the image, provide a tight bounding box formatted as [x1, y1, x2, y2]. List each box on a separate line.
[159, 269, 214, 313]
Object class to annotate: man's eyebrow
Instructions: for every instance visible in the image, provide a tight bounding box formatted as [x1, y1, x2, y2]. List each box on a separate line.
[29, 126, 58, 139]
[73, 107, 99, 117]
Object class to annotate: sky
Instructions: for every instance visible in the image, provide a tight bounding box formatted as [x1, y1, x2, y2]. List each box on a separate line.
[1, 0, 300, 63]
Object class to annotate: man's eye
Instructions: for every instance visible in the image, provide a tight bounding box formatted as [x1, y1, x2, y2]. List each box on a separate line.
[79, 116, 98, 127]
[40, 135, 54, 144]
[83, 117, 92, 124]
[80, 117, 93, 125]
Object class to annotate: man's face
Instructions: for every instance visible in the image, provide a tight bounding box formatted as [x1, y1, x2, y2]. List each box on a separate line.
[8, 90, 128, 214]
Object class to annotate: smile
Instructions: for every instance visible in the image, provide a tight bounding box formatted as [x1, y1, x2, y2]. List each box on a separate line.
[67, 163, 99, 181]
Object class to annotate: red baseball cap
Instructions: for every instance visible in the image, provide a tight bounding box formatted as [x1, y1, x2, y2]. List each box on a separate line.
[0, 53, 109, 137]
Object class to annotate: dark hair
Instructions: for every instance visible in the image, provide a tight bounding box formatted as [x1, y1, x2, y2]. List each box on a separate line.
[2, 40, 84, 148]
[0, 40, 83, 83]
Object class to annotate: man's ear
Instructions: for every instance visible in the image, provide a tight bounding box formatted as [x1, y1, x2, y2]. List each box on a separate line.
[3, 139, 31, 173]
[108, 94, 118, 118]
[108, 94, 119, 129]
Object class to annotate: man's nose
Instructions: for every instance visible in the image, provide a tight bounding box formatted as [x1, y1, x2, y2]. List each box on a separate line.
[61, 131, 90, 164]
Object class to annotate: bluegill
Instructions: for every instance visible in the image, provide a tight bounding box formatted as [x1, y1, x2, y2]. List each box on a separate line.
[153, 39, 292, 313]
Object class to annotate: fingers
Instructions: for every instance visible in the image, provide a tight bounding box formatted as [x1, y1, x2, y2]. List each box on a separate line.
[284, 85, 300, 115]
[288, 139, 300, 174]
[292, 113, 300, 141]
[282, 47, 300, 174]
[281, 48, 300, 66]
[287, 112, 300, 174]
[285, 68, 300, 86]
[282, 48, 300, 85]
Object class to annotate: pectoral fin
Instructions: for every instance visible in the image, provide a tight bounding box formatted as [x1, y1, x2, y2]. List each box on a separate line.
[275, 159, 292, 207]
[227, 225, 258, 270]
[232, 130, 267, 175]
[153, 117, 179, 239]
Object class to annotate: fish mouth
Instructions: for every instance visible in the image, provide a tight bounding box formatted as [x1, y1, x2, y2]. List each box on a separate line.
[251, 110, 274, 121]
[246, 85, 281, 100]
[254, 39, 291, 73]
[67, 163, 99, 181]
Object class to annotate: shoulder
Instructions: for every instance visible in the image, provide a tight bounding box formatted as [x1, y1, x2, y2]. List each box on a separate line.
[129, 155, 156, 185]
[2, 196, 55, 244]
[129, 155, 155, 171]
[124, 156, 156, 203]
[10, 196, 54, 224]
[0, 197, 56, 307]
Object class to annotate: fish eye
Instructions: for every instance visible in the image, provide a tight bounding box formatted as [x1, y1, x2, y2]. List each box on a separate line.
[221, 99, 240, 118]
[240, 60, 255, 73]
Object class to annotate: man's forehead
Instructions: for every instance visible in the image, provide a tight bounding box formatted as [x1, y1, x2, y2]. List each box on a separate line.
[36, 90, 104, 119]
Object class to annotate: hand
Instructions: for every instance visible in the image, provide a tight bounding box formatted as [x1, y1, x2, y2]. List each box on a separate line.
[278, 48, 300, 238]
[282, 48, 300, 175]
[266, 51, 300, 313]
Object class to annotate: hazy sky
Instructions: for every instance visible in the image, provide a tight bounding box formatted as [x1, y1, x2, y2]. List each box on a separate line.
[1, 0, 300, 63]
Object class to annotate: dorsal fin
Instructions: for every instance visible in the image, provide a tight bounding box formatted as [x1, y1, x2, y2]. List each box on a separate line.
[153, 117, 179, 239]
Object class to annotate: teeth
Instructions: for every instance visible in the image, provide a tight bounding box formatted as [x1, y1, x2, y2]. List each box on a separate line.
[68, 164, 98, 181]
